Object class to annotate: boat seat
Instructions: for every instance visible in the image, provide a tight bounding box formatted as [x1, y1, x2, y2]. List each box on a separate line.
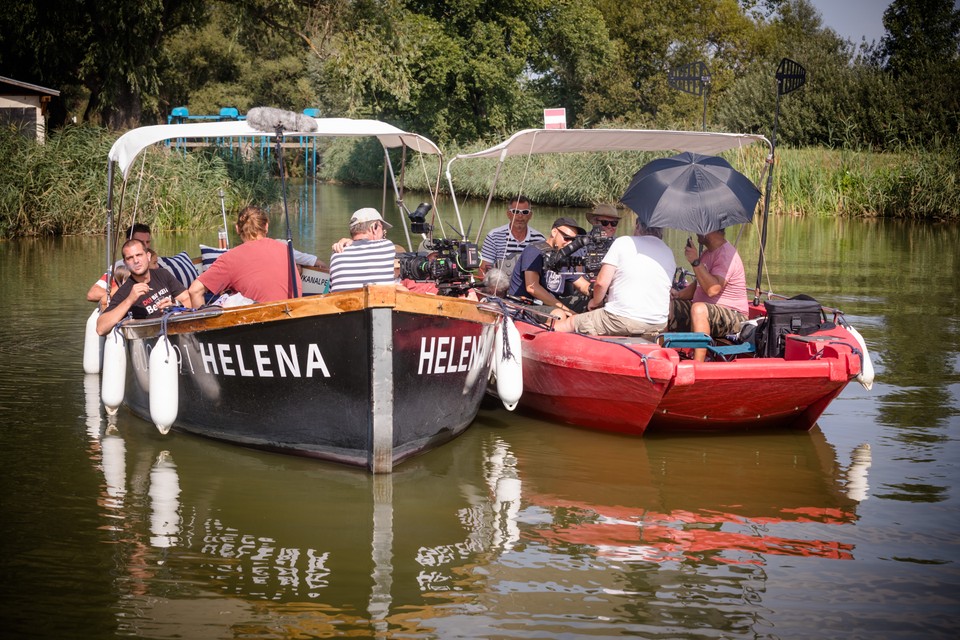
[706, 342, 755, 361]
[657, 332, 755, 361]
[656, 332, 712, 349]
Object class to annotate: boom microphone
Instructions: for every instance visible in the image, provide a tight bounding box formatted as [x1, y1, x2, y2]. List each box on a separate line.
[246, 107, 318, 133]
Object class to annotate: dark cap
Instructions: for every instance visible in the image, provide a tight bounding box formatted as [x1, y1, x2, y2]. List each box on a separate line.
[552, 217, 587, 236]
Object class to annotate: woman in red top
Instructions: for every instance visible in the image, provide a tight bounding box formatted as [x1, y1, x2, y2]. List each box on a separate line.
[188, 206, 300, 307]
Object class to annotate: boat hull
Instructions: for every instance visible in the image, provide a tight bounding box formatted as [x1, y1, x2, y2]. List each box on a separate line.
[118, 286, 498, 472]
[506, 320, 678, 435]
[650, 325, 863, 432]
[500, 314, 862, 436]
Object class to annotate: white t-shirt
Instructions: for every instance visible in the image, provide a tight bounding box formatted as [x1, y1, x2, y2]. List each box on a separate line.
[602, 235, 676, 324]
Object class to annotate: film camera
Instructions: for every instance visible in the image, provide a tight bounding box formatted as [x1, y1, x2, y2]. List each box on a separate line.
[397, 202, 481, 296]
[543, 227, 614, 277]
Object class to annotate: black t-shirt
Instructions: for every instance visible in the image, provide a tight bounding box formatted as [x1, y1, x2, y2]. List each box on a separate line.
[104, 268, 187, 320]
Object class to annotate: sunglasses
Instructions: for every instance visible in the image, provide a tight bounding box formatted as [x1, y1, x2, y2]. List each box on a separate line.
[598, 219, 619, 227]
[508, 208, 532, 215]
[557, 231, 578, 241]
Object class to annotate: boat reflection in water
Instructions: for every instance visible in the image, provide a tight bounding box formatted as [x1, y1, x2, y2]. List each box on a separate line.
[81, 377, 871, 636]
[509, 421, 869, 565]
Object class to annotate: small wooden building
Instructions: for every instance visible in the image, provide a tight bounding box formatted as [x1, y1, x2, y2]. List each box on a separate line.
[0, 76, 60, 143]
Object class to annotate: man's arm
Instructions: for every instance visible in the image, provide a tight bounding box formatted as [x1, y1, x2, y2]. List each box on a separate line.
[96, 282, 149, 335]
[524, 270, 573, 316]
[691, 264, 725, 298]
[86, 280, 108, 304]
[586, 264, 616, 310]
[187, 279, 208, 308]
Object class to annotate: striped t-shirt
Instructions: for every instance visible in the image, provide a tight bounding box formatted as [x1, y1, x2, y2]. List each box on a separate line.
[480, 224, 546, 266]
[329, 238, 396, 292]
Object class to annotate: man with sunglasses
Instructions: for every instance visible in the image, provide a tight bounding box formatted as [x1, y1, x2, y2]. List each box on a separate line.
[507, 217, 586, 319]
[563, 203, 622, 304]
[478, 195, 545, 277]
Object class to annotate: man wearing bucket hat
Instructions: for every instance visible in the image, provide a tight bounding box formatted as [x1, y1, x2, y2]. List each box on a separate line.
[507, 217, 586, 319]
[586, 203, 622, 236]
[329, 208, 407, 292]
[562, 203, 623, 302]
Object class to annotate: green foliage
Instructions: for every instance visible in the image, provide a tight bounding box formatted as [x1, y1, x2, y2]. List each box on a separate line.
[878, 0, 960, 76]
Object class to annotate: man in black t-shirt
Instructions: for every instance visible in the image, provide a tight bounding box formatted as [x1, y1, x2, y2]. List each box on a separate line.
[96, 239, 190, 335]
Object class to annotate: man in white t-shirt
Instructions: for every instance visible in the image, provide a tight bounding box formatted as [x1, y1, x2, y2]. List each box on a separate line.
[554, 218, 675, 339]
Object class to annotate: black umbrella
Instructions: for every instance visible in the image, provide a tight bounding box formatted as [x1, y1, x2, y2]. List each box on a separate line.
[620, 151, 761, 235]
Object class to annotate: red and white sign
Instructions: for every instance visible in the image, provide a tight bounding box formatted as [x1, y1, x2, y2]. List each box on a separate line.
[543, 108, 567, 130]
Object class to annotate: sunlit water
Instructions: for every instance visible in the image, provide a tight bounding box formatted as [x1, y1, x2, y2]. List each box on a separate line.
[0, 185, 958, 639]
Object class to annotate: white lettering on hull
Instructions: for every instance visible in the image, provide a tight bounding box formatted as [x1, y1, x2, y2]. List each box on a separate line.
[197, 342, 331, 378]
[418, 335, 485, 375]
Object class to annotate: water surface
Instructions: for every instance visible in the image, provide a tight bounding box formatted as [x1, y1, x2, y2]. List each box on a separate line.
[0, 186, 958, 638]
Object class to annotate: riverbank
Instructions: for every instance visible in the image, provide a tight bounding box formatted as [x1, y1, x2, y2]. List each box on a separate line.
[1, 125, 956, 238]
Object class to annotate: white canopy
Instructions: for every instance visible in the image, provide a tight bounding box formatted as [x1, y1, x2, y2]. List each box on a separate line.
[450, 128, 770, 164]
[109, 117, 442, 180]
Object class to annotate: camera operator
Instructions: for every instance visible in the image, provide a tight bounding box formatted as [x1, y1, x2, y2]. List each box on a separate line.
[329, 208, 408, 293]
[553, 217, 675, 339]
[562, 203, 622, 307]
[507, 217, 586, 319]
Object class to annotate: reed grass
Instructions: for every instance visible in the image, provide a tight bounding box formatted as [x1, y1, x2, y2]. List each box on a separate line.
[2, 125, 956, 240]
[0, 125, 279, 238]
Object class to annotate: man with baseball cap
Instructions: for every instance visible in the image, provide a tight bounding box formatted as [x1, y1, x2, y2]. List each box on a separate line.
[507, 217, 586, 319]
[329, 207, 406, 292]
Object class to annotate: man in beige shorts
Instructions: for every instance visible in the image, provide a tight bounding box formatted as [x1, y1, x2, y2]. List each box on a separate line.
[554, 218, 675, 339]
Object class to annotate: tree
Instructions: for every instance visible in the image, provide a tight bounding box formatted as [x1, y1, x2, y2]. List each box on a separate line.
[0, 0, 208, 128]
[878, 0, 960, 76]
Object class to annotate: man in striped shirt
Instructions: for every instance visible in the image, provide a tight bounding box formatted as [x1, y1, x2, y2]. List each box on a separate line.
[478, 195, 545, 276]
[329, 208, 406, 293]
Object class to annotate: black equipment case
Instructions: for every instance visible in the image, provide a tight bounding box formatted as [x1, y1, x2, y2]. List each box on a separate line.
[761, 296, 826, 357]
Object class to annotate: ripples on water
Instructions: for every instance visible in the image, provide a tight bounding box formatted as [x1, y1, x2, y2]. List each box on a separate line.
[1, 216, 958, 638]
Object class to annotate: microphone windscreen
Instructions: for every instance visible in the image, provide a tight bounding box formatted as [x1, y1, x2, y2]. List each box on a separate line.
[246, 107, 318, 133]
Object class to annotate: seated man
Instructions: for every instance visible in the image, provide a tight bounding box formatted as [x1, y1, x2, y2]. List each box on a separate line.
[669, 228, 749, 361]
[562, 203, 623, 309]
[554, 219, 675, 339]
[87, 223, 152, 306]
[507, 217, 585, 319]
[478, 195, 545, 278]
[96, 238, 191, 335]
[329, 208, 407, 292]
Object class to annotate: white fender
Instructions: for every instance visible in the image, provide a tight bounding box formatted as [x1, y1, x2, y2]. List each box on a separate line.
[149, 336, 179, 435]
[83, 308, 104, 374]
[494, 317, 523, 411]
[101, 330, 126, 415]
[846, 324, 874, 390]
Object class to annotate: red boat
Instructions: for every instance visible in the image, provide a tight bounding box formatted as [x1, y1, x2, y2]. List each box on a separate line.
[448, 127, 874, 435]
[500, 302, 865, 435]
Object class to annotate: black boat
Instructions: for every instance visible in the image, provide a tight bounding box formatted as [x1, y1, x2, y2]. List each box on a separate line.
[97, 115, 501, 472]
